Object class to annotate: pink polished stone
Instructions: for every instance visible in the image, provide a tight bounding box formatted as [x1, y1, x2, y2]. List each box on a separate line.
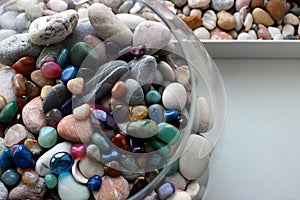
[41, 61, 63, 79]
[70, 143, 87, 159]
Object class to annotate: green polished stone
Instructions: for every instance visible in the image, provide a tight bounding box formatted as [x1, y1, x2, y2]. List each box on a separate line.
[0, 102, 18, 123]
[45, 173, 58, 189]
[291, 8, 300, 16]
[38, 126, 58, 148]
[146, 90, 162, 105]
[70, 42, 99, 69]
[148, 138, 170, 156]
[167, 159, 179, 175]
[157, 123, 180, 145]
[126, 119, 158, 138]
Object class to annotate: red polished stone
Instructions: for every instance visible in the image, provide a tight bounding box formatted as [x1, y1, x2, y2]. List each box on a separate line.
[41, 61, 63, 79]
[17, 96, 29, 111]
[70, 143, 86, 160]
[110, 133, 130, 151]
[12, 57, 36, 77]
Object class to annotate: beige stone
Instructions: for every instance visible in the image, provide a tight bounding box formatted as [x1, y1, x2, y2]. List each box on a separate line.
[252, 8, 274, 26]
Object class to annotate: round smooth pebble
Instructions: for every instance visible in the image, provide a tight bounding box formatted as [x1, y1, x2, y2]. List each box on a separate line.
[217, 11, 236, 31]
[155, 182, 175, 200]
[29, 10, 79, 45]
[95, 176, 130, 200]
[31, 70, 55, 88]
[79, 156, 105, 178]
[168, 190, 192, 200]
[185, 180, 201, 199]
[38, 126, 58, 148]
[58, 172, 90, 200]
[202, 10, 217, 30]
[158, 61, 175, 81]
[0, 29, 17, 42]
[45, 173, 58, 189]
[47, 0, 68, 12]
[0, 68, 17, 103]
[116, 13, 146, 30]
[266, 0, 285, 22]
[282, 24, 295, 38]
[237, 32, 253, 40]
[194, 27, 211, 39]
[22, 169, 39, 185]
[1, 169, 20, 186]
[70, 143, 86, 159]
[87, 175, 102, 191]
[157, 122, 180, 145]
[252, 8, 274, 26]
[73, 104, 90, 120]
[67, 77, 84, 95]
[179, 135, 211, 180]
[15, 13, 31, 32]
[162, 83, 187, 111]
[50, 152, 74, 174]
[111, 81, 127, 98]
[0, 11, 18, 30]
[4, 124, 28, 147]
[13, 145, 35, 169]
[188, 0, 210, 8]
[211, 0, 234, 11]
[126, 119, 158, 138]
[146, 90, 162, 105]
[283, 13, 300, 25]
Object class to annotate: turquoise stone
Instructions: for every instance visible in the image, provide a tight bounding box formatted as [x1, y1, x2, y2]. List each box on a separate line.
[45, 173, 58, 189]
[13, 145, 35, 169]
[70, 42, 99, 68]
[148, 104, 165, 124]
[56, 48, 70, 67]
[167, 160, 179, 175]
[148, 138, 170, 156]
[0, 101, 18, 123]
[87, 175, 102, 191]
[164, 110, 179, 122]
[38, 126, 58, 148]
[50, 152, 74, 174]
[1, 169, 20, 186]
[157, 123, 180, 145]
[91, 132, 111, 152]
[0, 149, 14, 171]
[146, 90, 162, 105]
[60, 65, 78, 84]
[291, 8, 300, 16]
[126, 119, 158, 138]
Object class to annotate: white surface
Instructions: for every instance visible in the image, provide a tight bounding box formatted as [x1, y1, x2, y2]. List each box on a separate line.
[204, 59, 300, 200]
[202, 41, 300, 59]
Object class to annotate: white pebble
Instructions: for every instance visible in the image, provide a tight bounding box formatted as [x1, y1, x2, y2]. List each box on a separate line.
[283, 13, 299, 25]
[190, 8, 202, 17]
[233, 12, 242, 31]
[0, 29, 17, 42]
[202, 10, 217, 30]
[237, 32, 253, 40]
[116, 13, 146, 30]
[168, 191, 192, 200]
[268, 27, 281, 39]
[282, 24, 295, 38]
[182, 5, 191, 16]
[194, 27, 210, 40]
[15, 12, 31, 32]
[47, 0, 68, 12]
[211, 0, 234, 11]
[129, 2, 144, 14]
[103, 0, 122, 8]
[186, 180, 201, 199]
[248, 30, 257, 39]
[158, 61, 176, 81]
[0, 11, 18, 30]
[162, 82, 187, 111]
[243, 13, 253, 31]
[188, 0, 211, 8]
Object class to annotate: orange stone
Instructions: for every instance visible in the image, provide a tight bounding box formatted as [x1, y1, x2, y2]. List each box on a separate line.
[182, 16, 203, 30]
[266, 0, 286, 21]
[22, 169, 39, 185]
[111, 81, 127, 99]
[129, 106, 148, 121]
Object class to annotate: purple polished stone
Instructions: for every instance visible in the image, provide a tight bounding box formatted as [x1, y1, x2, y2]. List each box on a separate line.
[155, 182, 175, 200]
[60, 98, 73, 117]
[128, 137, 145, 153]
[45, 108, 63, 127]
[91, 109, 116, 130]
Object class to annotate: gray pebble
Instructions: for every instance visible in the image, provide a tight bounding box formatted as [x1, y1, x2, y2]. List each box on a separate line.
[122, 79, 145, 106]
[103, 0, 122, 8]
[0, 29, 17, 42]
[36, 43, 64, 69]
[165, 172, 187, 190]
[25, 4, 44, 21]
[171, 0, 188, 7]
[83, 60, 129, 103]
[0, 11, 18, 30]
[42, 84, 72, 114]
[130, 55, 157, 88]
[15, 12, 31, 32]
[0, 182, 8, 200]
[211, 0, 234, 11]
[118, 0, 134, 13]
[0, 33, 43, 66]
[29, 9, 79, 45]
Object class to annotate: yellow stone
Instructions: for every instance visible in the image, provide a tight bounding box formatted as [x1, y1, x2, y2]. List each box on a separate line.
[41, 85, 53, 100]
[67, 77, 84, 95]
[22, 169, 39, 185]
[129, 106, 148, 121]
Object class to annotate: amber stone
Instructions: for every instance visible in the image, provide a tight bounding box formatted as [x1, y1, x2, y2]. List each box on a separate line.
[103, 161, 121, 177]
[24, 138, 43, 156]
[129, 176, 149, 196]
[110, 133, 129, 151]
[182, 16, 203, 30]
[25, 81, 41, 99]
[129, 106, 148, 121]
[12, 74, 27, 98]
[111, 81, 127, 99]
[0, 95, 7, 111]
[22, 168, 39, 185]
[12, 56, 36, 77]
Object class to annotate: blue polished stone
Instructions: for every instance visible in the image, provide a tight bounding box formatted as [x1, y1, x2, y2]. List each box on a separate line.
[60, 98, 73, 117]
[61, 65, 78, 84]
[148, 104, 165, 124]
[128, 137, 145, 153]
[155, 182, 175, 200]
[164, 110, 179, 122]
[87, 175, 102, 191]
[13, 145, 35, 169]
[91, 109, 116, 130]
[0, 149, 14, 171]
[56, 48, 70, 68]
[100, 148, 120, 163]
[50, 152, 74, 175]
[1, 169, 20, 186]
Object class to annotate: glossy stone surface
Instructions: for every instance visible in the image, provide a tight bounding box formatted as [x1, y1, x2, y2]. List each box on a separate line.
[30, 70, 55, 88]
[157, 123, 180, 145]
[38, 126, 58, 148]
[73, 104, 90, 120]
[4, 124, 27, 148]
[91, 109, 116, 130]
[1, 169, 20, 186]
[60, 98, 73, 117]
[13, 145, 35, 169]
[155, 182, 175, 200]
[70, 143, 86, 160]
[12, 56, 36, 77]
[45, 108, 63, 127]
[128, 137, 145, 153]
[25, 80, 41, 99]
[0, 95, 7, 111]
[148, 138, 170, 156]
[0, 101, 18, 123]
[87, 175, 102, 191]
[0, 149, 14, 171]
[70, 42, 99, 68]
[24, 138, 43, 156]
[41, 61, 63, 79]
[126, 119, 158, 138]
[129, 106, 148, 121]
[50, 152, 74, 174]
[164, 110, 179, 122]
[56, 48, 69, 67]
[146, 90, 162, 105]
[61, 65, 78, 84]
[129, 176, 149, 196]
[22, 169, 39, 185]
[148, 104, 165, 124]
[110, 133, 129, 151]
[45, 173, 58, 189]
[12, 74, 27, 98]
[67, 77, 84, 95]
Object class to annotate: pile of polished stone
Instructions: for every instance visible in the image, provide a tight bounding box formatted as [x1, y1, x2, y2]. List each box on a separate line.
[169, 0, 300, 40]
[0, 1, 213, 200]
